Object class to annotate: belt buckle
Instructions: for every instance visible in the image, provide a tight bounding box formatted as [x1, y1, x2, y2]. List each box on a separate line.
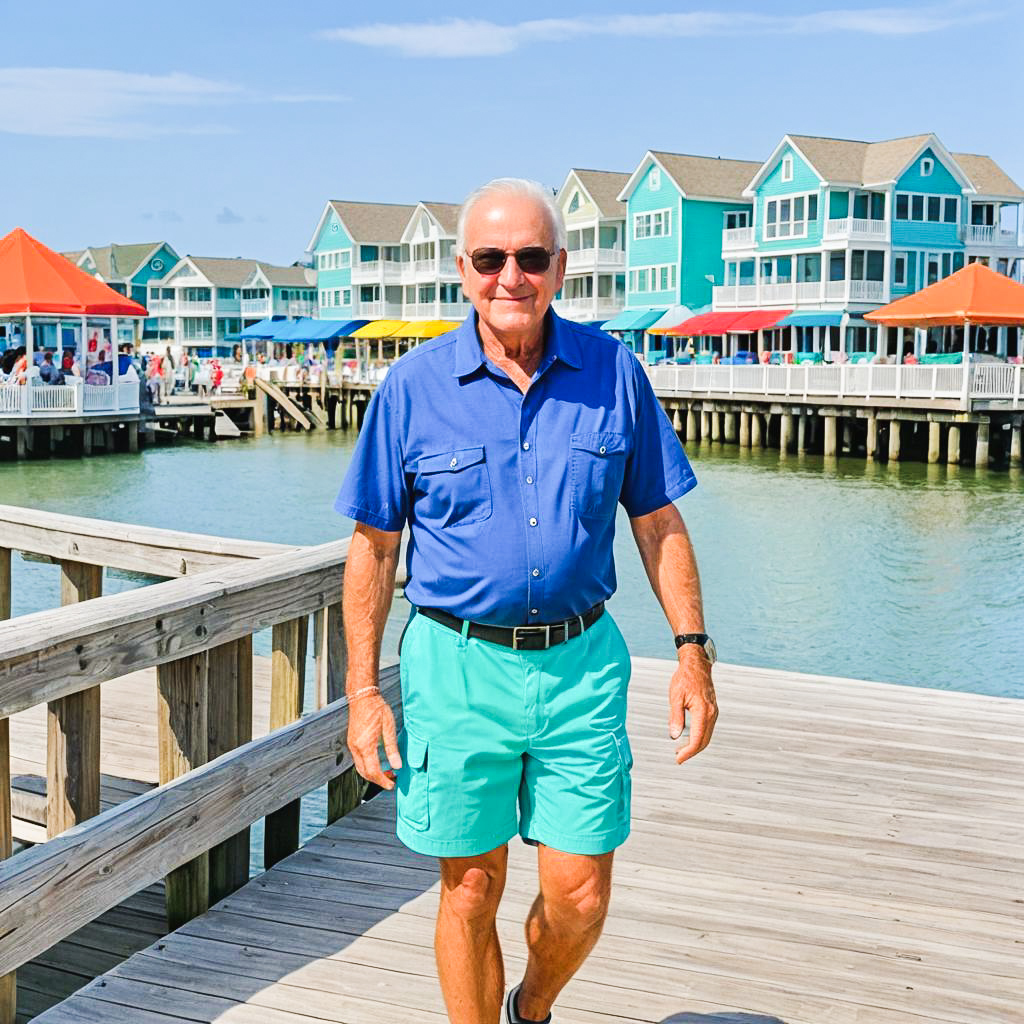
[513, 624, 551, 650]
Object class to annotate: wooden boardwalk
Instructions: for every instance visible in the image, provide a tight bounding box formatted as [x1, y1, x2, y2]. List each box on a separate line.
[29, 658, 1024, 1024]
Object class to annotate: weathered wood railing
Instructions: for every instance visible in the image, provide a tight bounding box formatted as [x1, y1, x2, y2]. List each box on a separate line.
[0, 509, 391, 1024]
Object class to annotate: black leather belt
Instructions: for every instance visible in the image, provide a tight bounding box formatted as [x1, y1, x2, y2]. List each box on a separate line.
[417, 602, 605, 651]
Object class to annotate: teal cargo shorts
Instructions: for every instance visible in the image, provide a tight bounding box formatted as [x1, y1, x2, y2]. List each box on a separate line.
[393, 608, 633, 858]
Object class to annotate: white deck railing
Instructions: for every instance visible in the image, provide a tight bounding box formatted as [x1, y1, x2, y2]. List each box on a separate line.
[645, 361, 1023, 408]
[824, 217, 888, 240]
[721, 227, 754, 249]
[0, 381, 141, 419]
[963, 225, 1019, 246]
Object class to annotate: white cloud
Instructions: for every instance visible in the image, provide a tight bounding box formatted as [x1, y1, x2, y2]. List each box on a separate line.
[319, 4, 998, 57]
[0, 68, 241, 138]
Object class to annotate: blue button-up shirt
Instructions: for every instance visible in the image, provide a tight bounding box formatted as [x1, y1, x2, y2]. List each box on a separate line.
[335, 310, 696, 626]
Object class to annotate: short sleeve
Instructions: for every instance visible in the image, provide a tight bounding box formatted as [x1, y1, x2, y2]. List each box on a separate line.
[619, 357, 697, 518]
[334, 384, 408, 531]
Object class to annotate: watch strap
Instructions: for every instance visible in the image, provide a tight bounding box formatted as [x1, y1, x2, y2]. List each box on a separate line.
[674, 632, 710, 649]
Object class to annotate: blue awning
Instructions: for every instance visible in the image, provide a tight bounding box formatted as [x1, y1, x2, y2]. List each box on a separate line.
[601, 308, 667, 332]
[272, 318, 369, 342]
[240, 317, 288, 339]
[779, 311, 844, 328]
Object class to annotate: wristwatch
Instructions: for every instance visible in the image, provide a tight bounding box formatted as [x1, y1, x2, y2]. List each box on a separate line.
[674, 632, 717, 664]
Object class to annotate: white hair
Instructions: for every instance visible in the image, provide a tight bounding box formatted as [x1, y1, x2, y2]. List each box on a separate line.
[456, 178, 567, 255]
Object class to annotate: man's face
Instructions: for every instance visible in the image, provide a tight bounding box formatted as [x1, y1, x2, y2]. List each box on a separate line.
[457, 193, 566, 338]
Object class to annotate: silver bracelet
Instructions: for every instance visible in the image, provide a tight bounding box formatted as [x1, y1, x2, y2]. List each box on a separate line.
[347, 685, 381, 702]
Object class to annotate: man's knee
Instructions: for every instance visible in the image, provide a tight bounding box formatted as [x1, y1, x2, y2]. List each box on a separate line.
[439, 846, 508, 923]
[539, 851, 613, 931]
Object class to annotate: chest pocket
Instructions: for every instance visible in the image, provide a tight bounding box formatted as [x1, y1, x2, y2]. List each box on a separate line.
[570, 432, 627, 519]
[413, 446, 492, 528]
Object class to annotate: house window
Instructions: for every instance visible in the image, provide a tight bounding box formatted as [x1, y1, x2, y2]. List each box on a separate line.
[911, 195, 924, 221]
[633, 209, 671, 239]
[921, 157, 934, 176]
[333, 290, 341, 305]
[896, 194, 909, 220]
[781, 155, 793, 182]
[724, 211, 749, 230]
[943, 198, 958, 223]
[649, 167, 660, 191]
[829, 252, 846, 281]
[764, 194, 817, 238]
[893, 255, 906, 286]
[342, 289, 351, 305]
[339, 249, 352, 268]
[896, 192, 958, 224]
[568, 191, 580, 214]
[927, 196, 941, 222]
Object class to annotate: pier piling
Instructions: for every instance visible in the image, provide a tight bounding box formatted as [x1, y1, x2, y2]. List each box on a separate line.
[686, 407, 697, 442]
[948, 423, 961, 464]
[1010, 420, 1022, 467]
[975, 421, 990, 467]
[823, 415, 837, 457]
[927, 421, 941, 464]
[888, 419, 902, 462]
[866, 416, 878, 460]
[739, 411, 751, 448]
[751, 412, 764, 448]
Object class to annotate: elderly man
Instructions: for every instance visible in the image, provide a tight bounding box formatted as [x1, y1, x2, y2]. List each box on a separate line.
[336, 178, 717, 1024]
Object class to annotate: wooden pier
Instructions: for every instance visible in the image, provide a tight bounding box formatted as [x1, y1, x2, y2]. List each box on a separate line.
[0, 508, 1021, 1023]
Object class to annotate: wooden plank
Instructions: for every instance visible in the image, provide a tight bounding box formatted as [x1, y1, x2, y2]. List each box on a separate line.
[47, 560, 103, 839]
[265, 617, 308, 868]
[0, 504, 294, 578]
[0, 667, 401, 978]
[0, 539, 349, 717]
[253, 378, 314, 431]
[207, 637, 252, 904]
[157, 652, 209, 930]
[0, 718, 13, 1024]
[323, 601, 364, 823]
[0, 549, 9, 623]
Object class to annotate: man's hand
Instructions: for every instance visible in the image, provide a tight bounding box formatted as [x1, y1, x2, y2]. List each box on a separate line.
[668, 648, 718, 764]
[346, 692, 403, 789]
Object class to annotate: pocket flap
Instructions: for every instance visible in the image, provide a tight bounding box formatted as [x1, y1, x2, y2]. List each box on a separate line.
[570, 432, 626, 456]
[417, 446, 486, 475]
[404, 728, 429, 769]
[613, 730, 633, 771]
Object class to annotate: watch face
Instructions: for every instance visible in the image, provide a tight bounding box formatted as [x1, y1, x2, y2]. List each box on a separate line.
[704, 637, 718, 664]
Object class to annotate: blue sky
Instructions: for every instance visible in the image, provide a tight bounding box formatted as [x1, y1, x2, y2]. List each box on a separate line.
[1, 0, 1019, 265]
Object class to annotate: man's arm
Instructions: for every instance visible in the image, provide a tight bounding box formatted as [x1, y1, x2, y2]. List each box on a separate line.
[342, 521, 403, 788]
[630, 502, 719, 764]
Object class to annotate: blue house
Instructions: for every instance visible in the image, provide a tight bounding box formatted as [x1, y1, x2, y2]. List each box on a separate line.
[606, 151, 760, 359]
[716, 133, 1024, 359]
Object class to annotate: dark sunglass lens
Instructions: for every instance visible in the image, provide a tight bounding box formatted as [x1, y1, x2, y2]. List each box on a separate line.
[515, 248, 552, 273]
[470, 249, 507, 274]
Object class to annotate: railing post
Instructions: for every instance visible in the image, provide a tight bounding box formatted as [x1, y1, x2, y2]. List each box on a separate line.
[47, 561, 102, 839]
[157, 651, 210, 929]
[895, 363, 903, 400]
[206, 635, 253, 904]
[0, 546, 13, 1024]
[325, 600, 366, 822]
[264, 615, 308, 867]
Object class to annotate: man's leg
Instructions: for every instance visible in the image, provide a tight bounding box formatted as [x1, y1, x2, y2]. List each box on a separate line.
[516, 846, 614, 1021]
[436, 844, 509, 1024]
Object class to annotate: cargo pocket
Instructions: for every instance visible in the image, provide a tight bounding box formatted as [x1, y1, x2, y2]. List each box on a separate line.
[398, 728, 430, 831]
[570, 432, 627, 519]
[612, 728, 634, 819]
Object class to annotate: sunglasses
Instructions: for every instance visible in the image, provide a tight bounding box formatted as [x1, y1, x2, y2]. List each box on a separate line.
[466, 247, 556, 275]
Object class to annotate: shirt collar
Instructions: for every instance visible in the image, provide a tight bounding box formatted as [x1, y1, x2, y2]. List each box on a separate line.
[452, 308, 583, 378]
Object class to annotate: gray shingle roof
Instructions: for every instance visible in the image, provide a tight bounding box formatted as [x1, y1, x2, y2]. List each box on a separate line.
[256, 263, 316, 287]
[651, 152, 763, 202]
[573, 170, 630, 217]
[186, 257, 310, 288]
[328, 200, 418, 242]
[422, 202, 461, 235]
[72, 242, 166, 281]
[952, 152, 1024, 198]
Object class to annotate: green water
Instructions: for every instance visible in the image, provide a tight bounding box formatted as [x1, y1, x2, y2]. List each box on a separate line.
[3, 429, 1022, 698]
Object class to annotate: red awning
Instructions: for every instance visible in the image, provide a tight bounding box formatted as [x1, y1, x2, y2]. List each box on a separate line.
[0, 227, 148, 316]
[727, 309, 792, 332]
[665, 309, 792, 336]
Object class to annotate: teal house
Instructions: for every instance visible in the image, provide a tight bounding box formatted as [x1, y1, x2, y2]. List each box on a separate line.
[603, 151, 760, 357]
[715, 133, 1024, 359]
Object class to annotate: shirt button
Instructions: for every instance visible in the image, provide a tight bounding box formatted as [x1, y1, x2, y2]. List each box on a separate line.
[522, 441, 530, 451]
[526, 475, 533, 484]
[531, 608, 539, 615]
[449, 457, 458, 468]
[599, 445, 607, 454]
[529, 517, 538, 526]
[531, 568, 540, 577]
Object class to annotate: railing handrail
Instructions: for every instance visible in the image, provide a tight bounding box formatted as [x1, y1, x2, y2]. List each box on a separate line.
[0, 504, 296, 577]
[0, 666, 401, 978]
[0, 540, 349, 718]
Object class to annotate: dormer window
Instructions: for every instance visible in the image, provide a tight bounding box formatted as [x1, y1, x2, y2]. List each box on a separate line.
[649, 167, 661, 191]
[781, 155, 793, 182]
[568, 191, 580, 214]
[921, 157, 934, 177]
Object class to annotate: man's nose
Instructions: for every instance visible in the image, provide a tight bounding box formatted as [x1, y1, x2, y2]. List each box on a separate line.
[497, 252, 526, 289]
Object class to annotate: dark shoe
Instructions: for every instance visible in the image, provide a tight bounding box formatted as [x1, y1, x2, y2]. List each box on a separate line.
[504, 983, 552, 1024]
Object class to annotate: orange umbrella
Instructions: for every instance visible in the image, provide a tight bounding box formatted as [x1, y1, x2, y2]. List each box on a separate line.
[0, 227, 148, 316]
[864, 262, 1024, 328]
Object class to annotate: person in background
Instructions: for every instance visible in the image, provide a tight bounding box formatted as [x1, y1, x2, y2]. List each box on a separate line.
[38, 351, 60, 383]
[210, 358, 224, 392]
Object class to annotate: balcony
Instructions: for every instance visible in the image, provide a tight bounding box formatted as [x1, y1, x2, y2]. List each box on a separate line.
[240, 298, 271, 317]
[277, 300, 317, 318]
[849, 280, 885, 302]
[356, 301, 404, 318]
[351, 260, 404, 283]
[565, 248, 627, 271]
[824, 218, 888, 241]
[553, 297, 625, 321]
[963, 225, 1020, 247]
[721, 227, 754, 251]
[147, 298, 176, 315]
[178, 300, 213, 313]
[713, 279, 883, 307]
[440, 302, 470, 319]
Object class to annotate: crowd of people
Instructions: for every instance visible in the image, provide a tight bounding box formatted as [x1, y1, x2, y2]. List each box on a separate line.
[0, 345, 85, 384]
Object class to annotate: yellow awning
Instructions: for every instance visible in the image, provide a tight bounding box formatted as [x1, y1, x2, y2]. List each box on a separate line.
[391, 319, 462, 339]
[351, 320, 408, 339]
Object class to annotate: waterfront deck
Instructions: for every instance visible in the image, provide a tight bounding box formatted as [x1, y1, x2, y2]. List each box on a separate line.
[30, 659, 1024, 1024]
